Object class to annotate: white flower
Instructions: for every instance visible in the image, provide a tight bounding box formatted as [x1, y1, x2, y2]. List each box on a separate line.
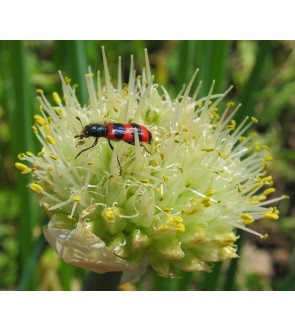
[15, 48, 285, 277]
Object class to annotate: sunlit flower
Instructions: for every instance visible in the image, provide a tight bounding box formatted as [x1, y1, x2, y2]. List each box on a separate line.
[15, 48, 286, 277]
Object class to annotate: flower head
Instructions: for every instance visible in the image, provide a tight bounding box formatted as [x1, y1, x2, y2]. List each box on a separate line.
[16, 48, 285, 277]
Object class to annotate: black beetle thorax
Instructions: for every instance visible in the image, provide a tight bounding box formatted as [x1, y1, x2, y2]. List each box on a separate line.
[84, 124, 107, 138]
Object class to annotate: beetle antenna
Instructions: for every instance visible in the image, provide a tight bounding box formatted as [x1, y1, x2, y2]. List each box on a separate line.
[76, 117, 84, 129]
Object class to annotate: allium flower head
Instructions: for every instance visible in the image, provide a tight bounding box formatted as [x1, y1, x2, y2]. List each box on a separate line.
[16, 48, 285, 277]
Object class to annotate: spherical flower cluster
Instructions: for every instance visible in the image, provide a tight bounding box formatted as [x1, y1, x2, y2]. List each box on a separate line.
[15, 49, 284, 277]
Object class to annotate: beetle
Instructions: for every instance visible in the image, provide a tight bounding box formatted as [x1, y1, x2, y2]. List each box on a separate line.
[74, 117, 152, 159]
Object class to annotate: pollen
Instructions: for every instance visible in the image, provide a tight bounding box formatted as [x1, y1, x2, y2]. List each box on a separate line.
[263, 188, 276, 195]
[264, 210, 279, 220]
[201, 197, 211, 207]
[29, 183, 44, 193]
[226, 101, 235, 107]
[201, 148, 214, 152]
[73, 195, 81, 202]
[34, 114, 46, 125]
[15, 162, 28, 171]
[241, 213, 253, 220]
[52, 92, 62, 105]
[18, 153, 25, 160]
[159, 226, 169, 232]
[46, 135, 56, 145]
[251, 116, 259, 123]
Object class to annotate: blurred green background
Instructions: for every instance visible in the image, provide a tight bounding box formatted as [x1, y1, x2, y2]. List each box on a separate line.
[0, 40, 294, 291]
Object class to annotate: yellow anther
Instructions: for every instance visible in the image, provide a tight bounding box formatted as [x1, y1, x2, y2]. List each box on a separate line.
[18, 153, 25, 160]
[202, 196, 211, 207]
[258, 195, 267, 202]
[102, 207, 120, 221]
[86, 73, 94, 78]
[175, 224, 185, 233]
[29, 183, 44, 193]
[226, 101, 235, 107]
[241, 214, 254, 224]
[36, 89, 44, 94]
[167, 214, 183, 224]
[39, 105, 44, 112]
[155, 187, 162, 193]
[38, 151, 44, 156]
[217, 150, 226, 159]
[262, 145, 270, 151]
[239, 136, 246, 142]
[201, 148, 214, 152]
[250, 200, 260, 205]
[237, 185, 243, 193]
[73, 195, 81, 202]
[206, 189, 214, 196]
[26, 151, 33, 156]
[264, 154, 273, 162]
[50, 155, 58, 160]
[163, 175, 169, 182]
[106, 209, 114, 219]
[48, 165, 53, 171]
[34, 114, 46, 125]
[186, 180, 192, 187]
[140, 179, 150, 183]
[197, 101, 202, 108]
[65, 77, 71, 85]
[159, 226, 169, 232]
[163, 207, 171, 212]
[248, 131, 257, 137]
[173, 216, 183, 224]
[261, 176, 273, 183]
[251, 116, 258, 123]
[15, 162, 28, 171]
[283, 195, 290, 199]
[32, 126, 37, 133]
[255, 143, 261, 152]
[264, 211, 279, 220]
[72, 83, 78, 89]
[251, 182, 262, 191]
[87, 162, 94, 166]
[41, 124, 50, 133]
[260, 234, 268, 239]
[210, 108, 219, 118]
[68, 215, 75, 221]
[225, 120, 236, 130]
[46, 135, 56, 145]
[52, 92, 62, 105]
[263, 188, 275, 195]
[273, 207, 279, 214]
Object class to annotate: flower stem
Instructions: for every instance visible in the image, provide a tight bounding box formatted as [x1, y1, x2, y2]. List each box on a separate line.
[83, 272, 123, 291]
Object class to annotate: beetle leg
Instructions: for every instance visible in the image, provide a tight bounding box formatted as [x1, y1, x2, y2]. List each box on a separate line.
[75, 137, 98, 159]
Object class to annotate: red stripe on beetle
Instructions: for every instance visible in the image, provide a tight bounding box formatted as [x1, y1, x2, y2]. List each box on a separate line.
[122, 124, 135, 142]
